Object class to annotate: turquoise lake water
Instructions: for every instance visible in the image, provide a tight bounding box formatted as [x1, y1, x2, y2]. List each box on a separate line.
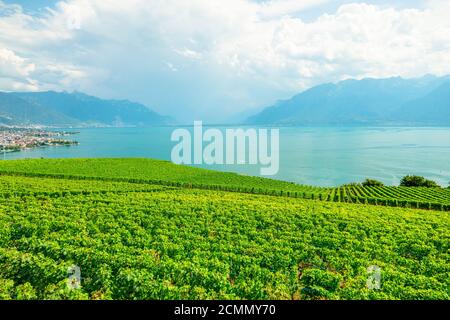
[2, 126, 450, 187]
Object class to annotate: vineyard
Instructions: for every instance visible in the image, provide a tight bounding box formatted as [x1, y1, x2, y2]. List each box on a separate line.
[0, 159, 449, 300]
[0, 158, 449, 211]
[0, 158, 329, 200]
[329, 185, 450, 211]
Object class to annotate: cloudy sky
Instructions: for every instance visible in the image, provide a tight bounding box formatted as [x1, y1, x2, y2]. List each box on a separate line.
[1, 0, 449, 122]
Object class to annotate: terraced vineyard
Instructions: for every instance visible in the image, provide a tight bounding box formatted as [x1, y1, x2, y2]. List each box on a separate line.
[0, 158, 329, 200]
[0, 170, 448, 300]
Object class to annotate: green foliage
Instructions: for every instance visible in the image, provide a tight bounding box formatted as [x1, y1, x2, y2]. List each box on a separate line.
[0, 278, 14, 300]
[362, 179, 384, 187]
[300, 269, 342, 299]
[400, 175, 440, 188]
[15, 283, 37, 300]
[340, 182, 361, 188]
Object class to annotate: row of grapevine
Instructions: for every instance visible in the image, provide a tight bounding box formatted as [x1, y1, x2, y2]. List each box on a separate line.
[0, 172, 330, 202]
[331, 186, 450, 211]
[2, 172, 449, 211]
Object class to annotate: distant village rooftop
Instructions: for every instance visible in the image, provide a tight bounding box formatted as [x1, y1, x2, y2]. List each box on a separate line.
[0, 128, 78, 153]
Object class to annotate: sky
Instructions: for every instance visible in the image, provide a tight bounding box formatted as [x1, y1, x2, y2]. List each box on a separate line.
[0, 0, 449, 123]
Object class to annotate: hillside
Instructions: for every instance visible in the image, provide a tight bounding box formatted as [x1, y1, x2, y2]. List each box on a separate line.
[247, 76, 450, 125]
[0, 158, 448, 300]
[0, 91, 171, 127]
[0, 92, 76, 126]
[0, 158, 327, 197]
[1, 158, 448, 211]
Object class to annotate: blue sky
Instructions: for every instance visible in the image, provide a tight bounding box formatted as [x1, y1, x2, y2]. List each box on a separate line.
[3, 0, 56, 10]
[0, 0, 449, 122]
[295, 0, 425, 20]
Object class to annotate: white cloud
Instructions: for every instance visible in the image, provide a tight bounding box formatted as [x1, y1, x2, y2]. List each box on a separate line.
[0, 48, 38, 91]
[0, 48, 34, 78]
[0, 0, 449, 121]
[174, 48, 203, 60]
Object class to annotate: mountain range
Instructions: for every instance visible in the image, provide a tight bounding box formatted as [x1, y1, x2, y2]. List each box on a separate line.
[0, 91, 171, 127]
[2, 75, 450, 127]
[246, 75, 450, 126]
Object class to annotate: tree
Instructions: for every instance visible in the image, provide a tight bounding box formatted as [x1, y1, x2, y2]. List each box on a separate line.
[341, 182, 361, 187]
[400, 175, 440, 188]
[362, 179, 384, 187]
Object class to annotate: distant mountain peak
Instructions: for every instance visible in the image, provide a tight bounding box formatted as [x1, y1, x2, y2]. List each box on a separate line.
[0, 91, 173, 127]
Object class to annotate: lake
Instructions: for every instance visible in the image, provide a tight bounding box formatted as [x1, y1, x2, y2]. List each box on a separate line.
[2, 126, 450, 187]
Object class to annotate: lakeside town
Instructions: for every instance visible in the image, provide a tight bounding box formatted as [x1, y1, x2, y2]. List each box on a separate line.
[0, 127, 79, 153]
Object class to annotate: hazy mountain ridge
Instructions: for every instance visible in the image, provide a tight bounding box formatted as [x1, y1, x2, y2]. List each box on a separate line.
[0, 91, 172, 127]
[392, 81, 450, 125]
[246, 75, 450, 126]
